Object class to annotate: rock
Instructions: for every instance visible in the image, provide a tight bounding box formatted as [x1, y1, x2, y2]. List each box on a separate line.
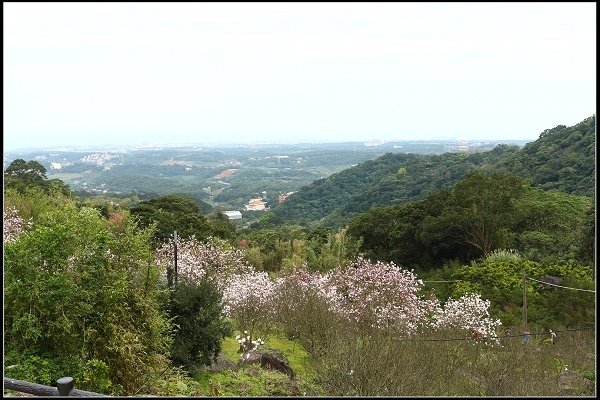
[260, 350, 296, 379]
[201, 353, 238, 372]
[557, 369, 594, 396]
[239, 350, 262, 365]
[238, 349, 296, 379]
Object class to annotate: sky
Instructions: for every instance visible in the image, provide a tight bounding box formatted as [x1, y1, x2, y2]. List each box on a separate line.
[3, 2, 596, 150]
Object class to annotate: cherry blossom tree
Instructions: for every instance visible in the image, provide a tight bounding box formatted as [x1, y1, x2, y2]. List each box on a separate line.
[3, 206, 31, 243]
[431, 293, 501, 342]
[155, 239, 502, 343]
[223, 270, 276, 339]
[322, 257, 439, 334]
[155, 236, 274, 338]
[155, 235, 252, 288]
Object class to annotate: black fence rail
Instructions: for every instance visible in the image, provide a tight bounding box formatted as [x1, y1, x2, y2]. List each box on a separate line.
[4, 377, 109, 397]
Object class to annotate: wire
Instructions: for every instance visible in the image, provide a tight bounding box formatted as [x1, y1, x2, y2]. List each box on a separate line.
[526, 277, 595, 293]
[396, 327, 593, 343]
[421, 277, 596, 294]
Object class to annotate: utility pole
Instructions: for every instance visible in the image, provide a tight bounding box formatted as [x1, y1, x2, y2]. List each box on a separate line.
[173, 230, 178, 286]
[522, 273, 528, 329]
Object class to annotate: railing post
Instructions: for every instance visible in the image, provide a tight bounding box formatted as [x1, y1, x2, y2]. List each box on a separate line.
[56, 377, 74, 396]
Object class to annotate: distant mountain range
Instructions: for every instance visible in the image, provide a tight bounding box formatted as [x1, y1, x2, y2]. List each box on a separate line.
[3, 138, 532, 211]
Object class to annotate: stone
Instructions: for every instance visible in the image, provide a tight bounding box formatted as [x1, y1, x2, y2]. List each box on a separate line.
[201, 353, 238, 372]
[238, 349, 296, 379]
[557, 369, 595, 396]
[260, 350, 296, 379]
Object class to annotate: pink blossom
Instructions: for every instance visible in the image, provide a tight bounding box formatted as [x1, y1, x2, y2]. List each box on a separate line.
[432, 293, 501, 342]
[3, 207, 32, 243]
[155, 240, 502, 342]
[155, 235, 253, 288]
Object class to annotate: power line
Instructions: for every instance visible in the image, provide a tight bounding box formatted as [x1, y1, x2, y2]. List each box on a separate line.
[422, 277, 596, 294]
[526, 277, 595, 293]
[396, 327, 594, 343]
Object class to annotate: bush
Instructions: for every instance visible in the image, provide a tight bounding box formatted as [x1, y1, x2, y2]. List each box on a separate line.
[169, 276, 232, 372]
[3, 196, 172, 395]
[450, 257, 595, 329]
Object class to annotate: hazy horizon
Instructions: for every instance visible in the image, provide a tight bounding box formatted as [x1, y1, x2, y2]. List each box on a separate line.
[3, 137, 535, 154]
[4, 3, 595, 151]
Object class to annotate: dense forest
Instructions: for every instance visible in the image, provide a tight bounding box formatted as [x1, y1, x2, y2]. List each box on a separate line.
[4, 139, 529, 212]
[263, 116, 595, 227]
[3, 116, 596, 396]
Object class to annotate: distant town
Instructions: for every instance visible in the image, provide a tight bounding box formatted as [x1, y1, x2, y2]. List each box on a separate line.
[4, 139, 531, 221]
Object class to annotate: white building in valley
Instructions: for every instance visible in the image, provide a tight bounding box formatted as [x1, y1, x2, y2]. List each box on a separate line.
[224, 211, 243, 220]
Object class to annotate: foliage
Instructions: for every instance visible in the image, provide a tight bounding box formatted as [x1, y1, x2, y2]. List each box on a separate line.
[348, 172, 593, 268]
[420, 172, 527, 257]
[130, 194, 213, 245]
[449, 257, 595, 329]
[4, 158, 72, 196]
[207, 210, 237, 241]
[3, 195, 172, 395]
[168, 276, 232, 373]
[3, 187, 80, 226]
[266, 116, 595, 227]
[237, 225, 361, 274]
[508, 188, 593, 263]
[195, 367, 302, 396]
[155, 235, 273, 339]
[499, 115, 596, 197]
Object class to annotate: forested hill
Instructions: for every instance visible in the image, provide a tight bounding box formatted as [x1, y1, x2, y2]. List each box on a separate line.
[499, 115, 596, 196]
[263, 115, 595, 228]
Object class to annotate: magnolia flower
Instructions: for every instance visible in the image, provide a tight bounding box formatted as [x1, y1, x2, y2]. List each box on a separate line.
[3, 207, 32, 243]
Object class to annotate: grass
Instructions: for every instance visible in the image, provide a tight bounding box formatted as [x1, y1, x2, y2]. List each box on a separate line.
[195, 332, 324, 396]
[196, 368, 302, 396]
[195, 326, 595, 396]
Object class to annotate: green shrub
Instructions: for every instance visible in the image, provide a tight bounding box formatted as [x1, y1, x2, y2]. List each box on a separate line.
[450, 257, 595, 329]
[3, 195, 173, 395]
[168, 276, 232, 372]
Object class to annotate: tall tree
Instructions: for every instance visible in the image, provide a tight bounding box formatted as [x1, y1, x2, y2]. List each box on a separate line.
[130, 194, 212, 245]
[420, 172, 527, 257]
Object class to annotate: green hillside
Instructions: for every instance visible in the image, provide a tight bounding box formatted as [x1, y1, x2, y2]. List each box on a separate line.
[499, 115, 596, 197]
[264, 116, 595, 227]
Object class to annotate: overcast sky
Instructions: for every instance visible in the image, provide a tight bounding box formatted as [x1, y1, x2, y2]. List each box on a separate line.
[3, 2, 596, 150]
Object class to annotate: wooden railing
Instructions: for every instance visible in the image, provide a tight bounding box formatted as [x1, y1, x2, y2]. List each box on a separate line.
[3, 376, 109, 397]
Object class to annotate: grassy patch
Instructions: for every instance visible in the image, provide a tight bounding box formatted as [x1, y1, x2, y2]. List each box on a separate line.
[196, 367, 302, 396]
[261, 334, 317, 381]
[221, 336, 242, 363]
[196, 332, 324, 396]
